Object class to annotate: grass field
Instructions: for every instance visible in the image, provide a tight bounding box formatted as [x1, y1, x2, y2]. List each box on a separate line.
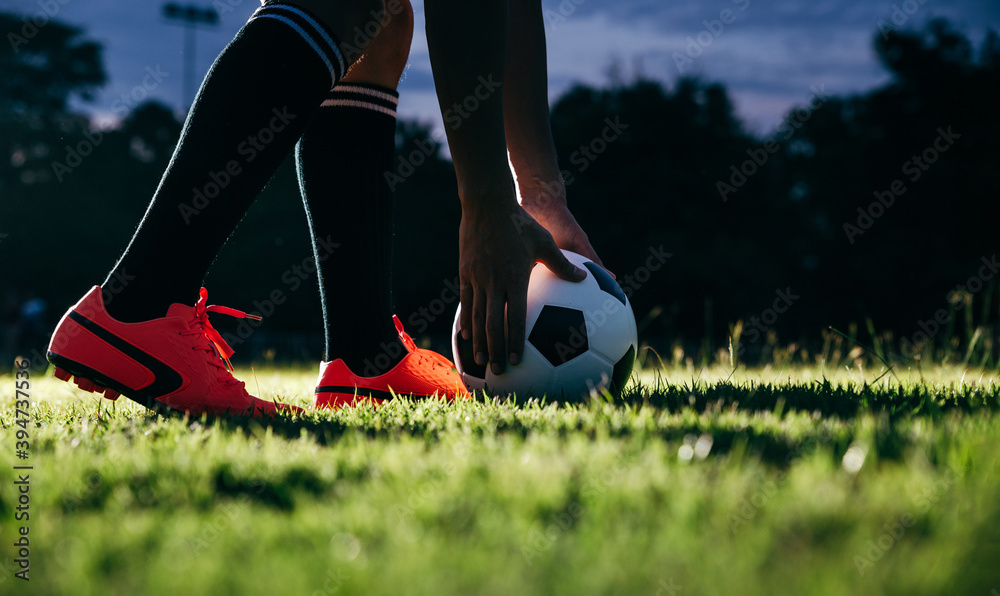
[3, 363, 1000, 595]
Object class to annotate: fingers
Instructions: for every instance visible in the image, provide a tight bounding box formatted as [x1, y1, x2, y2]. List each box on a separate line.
[472, 288, 488, 368]
[506, 282, 528, 366]
[486, 290, 507, 375]
[540, 240, 587, 282]
[459, 279, 473, 340]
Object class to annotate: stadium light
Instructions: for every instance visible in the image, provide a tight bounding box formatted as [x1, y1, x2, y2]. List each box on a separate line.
[162, 3, 220, 111]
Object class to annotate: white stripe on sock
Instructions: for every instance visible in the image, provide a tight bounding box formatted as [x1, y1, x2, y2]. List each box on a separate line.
[252, 13, 337, 85]
[333, 85, 399, 106]
[320, 98, 397, 117]
[266, 4, 347, 79]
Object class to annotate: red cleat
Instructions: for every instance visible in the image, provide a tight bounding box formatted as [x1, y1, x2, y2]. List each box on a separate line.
[314, 316, 469, 409]
[47, 286, 302, 417]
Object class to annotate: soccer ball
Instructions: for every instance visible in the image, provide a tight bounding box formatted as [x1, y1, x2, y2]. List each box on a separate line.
[451, 250, 637, 399]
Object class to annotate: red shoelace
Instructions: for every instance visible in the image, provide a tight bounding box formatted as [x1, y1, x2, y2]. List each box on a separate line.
[393, 315, 456, 372]
[180, 288, 262, 381]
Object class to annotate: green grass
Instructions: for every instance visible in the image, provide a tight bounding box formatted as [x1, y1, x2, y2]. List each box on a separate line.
[3, 364, 1000, 595]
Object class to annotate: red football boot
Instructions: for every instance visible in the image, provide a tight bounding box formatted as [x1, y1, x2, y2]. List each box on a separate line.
[46, 286, 302, 417]
[314, 316, 469, 409]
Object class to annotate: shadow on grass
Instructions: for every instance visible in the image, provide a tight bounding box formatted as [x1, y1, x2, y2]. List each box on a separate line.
[161, 374, 1000, 470]
[618, 375, 1000, 419]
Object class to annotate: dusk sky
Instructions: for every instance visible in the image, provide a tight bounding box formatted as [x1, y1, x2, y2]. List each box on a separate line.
[6, 0, 999, 138]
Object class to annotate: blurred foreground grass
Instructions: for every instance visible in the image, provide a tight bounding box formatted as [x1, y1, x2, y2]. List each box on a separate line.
[2, 364, 1000, 595]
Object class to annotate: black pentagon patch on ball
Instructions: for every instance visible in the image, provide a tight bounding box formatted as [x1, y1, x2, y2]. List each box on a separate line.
[611, 344, 636, 393]
[528, 305, 588, 367]
[455, 330, 487, 379]
[584, 262, 626, 306]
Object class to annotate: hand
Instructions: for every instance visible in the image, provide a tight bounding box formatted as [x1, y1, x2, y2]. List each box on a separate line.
[459, 199, 587, 375]
[519, 182, 614, 278]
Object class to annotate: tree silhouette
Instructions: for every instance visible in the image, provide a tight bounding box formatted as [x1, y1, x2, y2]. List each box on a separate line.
[0, 12, 105, 189]
[2, 12, 997, 363]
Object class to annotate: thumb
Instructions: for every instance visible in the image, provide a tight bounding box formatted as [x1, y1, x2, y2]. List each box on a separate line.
[540, 243, 587, 282]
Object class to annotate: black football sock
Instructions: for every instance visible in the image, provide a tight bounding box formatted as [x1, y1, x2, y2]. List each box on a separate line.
[101, 2, 349, 322]
[296, 83, 404, 374]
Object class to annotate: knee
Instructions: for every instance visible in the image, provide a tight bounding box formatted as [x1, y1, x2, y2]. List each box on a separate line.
[378, 0, 414, 48]
[342, 0, 412, 79]
[371, 0, 414, 60]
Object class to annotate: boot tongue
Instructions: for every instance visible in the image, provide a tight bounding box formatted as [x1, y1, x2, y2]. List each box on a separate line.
[164, 300, 231, 366]
[166, 302, 198, 323]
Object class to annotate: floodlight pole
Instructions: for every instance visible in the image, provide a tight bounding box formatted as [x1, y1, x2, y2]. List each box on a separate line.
[183, 23, 195, 109]
[162, 3, 219, 111]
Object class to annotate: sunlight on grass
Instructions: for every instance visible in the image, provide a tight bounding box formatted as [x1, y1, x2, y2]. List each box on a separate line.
[2, 364, 1000, 595]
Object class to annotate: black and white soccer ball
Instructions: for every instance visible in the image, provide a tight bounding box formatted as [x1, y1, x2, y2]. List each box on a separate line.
[452, 250, 637, 399]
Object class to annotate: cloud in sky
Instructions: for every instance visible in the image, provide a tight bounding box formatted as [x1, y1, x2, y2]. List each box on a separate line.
[18, 0, 1000, 134]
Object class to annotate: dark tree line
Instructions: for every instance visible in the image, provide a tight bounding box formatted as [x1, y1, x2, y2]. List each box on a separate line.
[549, 19, 1000, 361]
[2, 12, 997, 363]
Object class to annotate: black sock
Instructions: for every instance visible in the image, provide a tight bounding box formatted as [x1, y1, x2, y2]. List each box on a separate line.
[102, 2, 348, 322]
[296, 83, 403, 373]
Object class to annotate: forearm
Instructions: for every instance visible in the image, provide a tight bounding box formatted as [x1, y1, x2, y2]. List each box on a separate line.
[504, 0, 565, 204]
[425, 0, 514, 209]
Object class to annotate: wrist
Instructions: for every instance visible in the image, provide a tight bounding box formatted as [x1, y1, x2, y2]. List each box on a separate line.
[517, 175, 568, 210]
[458, 171, 520, 214]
